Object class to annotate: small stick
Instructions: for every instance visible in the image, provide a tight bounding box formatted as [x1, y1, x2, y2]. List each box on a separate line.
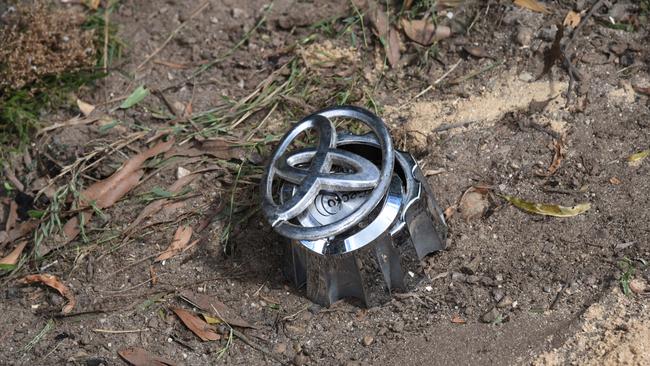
[93, 328, 148, 334]
[404, 59, 463, 108]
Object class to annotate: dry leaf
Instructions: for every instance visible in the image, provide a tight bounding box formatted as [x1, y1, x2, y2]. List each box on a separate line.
[119, 347, 176, 366]
[38, 139, 174, 256]
[6, 200, 17, 232]
[180, 290, 257, 329]
[514, 0, 551, 14]
[155, 226, 193, 262]
[443, 205, 456, 219]
[81, 138, 174, 207]
[0, 241, 27, 266]
[537, 139, 565, 176]
[459, 186, 490, 221]
[76, 99, 95, 116]
[563, 10, 581, 28]
[609, 176, 622, 185]
[1, 220, 38, 247]
[463, 46, 491, 59]
[21, 274, 76, 314]
[171, 307, 221, 341]
[365, 2, 401, 67]
[451, 314, 466, 324]
[125, 174, 198, 235]
[627, 149, 650, 167]
[401, 19, 451, 46]
[501, 194, 591, 217]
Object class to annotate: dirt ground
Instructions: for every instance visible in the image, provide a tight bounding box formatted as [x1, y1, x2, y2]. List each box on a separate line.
[1, 0, 649, 365]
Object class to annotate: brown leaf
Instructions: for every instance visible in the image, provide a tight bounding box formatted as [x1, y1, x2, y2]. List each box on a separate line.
[364, 2, 401, 67]
[76, 99, 95, 116]
[6, 200, 18, 232]
[81, 138, 174, 207]
[118, 347, 176, 366]
[171, 307, 221, 341]
[401, 19, 450, 46]
[451, 314, 466, 324]
[155, 226, 193, 262]
[459, 186, 490, 221]
[536, 139, 565, 176]
[125, 174, 199, 235]
[514, 0, 551, 14]
[463, 46, 491, 59]
[563, 10, 581, 28]
[21, 274, 76, 314]
[41, 139, 174, 255]
[180, 290, 257, 329]
[0, 241, 27, 265]
[1, 220, 38, 247]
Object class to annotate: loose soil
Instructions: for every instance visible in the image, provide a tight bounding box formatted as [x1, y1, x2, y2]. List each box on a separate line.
[1, 1, 649, 365]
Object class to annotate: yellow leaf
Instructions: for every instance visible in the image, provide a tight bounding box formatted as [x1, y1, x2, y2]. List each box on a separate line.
[514, 0, 551, 14]
[502, 195, 591, 217]
[202, 314, 223, 325]
[627, 149, 650, 166]
[563, 11, 581, 28]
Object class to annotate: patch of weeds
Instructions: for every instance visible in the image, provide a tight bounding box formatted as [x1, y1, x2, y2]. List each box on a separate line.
[618, 257, 635, 296]
[0, 2, 122, 157]
[82, 0, 125, 68]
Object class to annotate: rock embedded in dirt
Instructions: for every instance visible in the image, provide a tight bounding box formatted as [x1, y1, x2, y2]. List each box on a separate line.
[391, 321, 405, 333]
[497, 296, 514, 309]
[629, 279, 646, 294]
[362, 335, 374, 347]
[293, 353, 309, 366]
[273, 342, 287, 354]
[516, 26, 533, 46]
[492, 289, 505, 302]
[481, 308, 501, 323]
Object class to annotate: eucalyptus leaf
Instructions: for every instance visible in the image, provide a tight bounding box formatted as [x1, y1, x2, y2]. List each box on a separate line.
[119, 85, 149, 109]
[501, 194, 590, 217]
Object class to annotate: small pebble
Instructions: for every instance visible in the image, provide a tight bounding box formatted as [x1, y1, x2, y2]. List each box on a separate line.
[273, 342, 287, 354]
[630, 279, 647, 294]
[361, 335, 374, 347]
[481, 308, 500, 323]
[293, 354, 309, 366]
[496, 295, 513, 309]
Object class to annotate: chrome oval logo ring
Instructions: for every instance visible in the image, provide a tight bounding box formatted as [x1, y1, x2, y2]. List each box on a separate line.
[261, 106, 395, 241]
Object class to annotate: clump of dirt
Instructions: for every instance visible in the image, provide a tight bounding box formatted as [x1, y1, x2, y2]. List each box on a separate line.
[0, 2, 96, 93]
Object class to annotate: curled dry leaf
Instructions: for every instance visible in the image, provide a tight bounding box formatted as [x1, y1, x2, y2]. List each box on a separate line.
[21, 274, 76, 314]
[0, 241, 27, 267]
[155, 226, 193, 262]
[563, 10, 581, 28]
[76, 99, 95, 116]
[537, 138, 565, 176]
[118, 347, 176, 366]
[171, 307, 221, 341]
[459, 186, 490, 221]
[401, 18, 451, 46]
[501, 194, 591, 217]
[633, 85, 650, 96]
[180, 290, 257, 329]
[514, 0, 551, 14]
